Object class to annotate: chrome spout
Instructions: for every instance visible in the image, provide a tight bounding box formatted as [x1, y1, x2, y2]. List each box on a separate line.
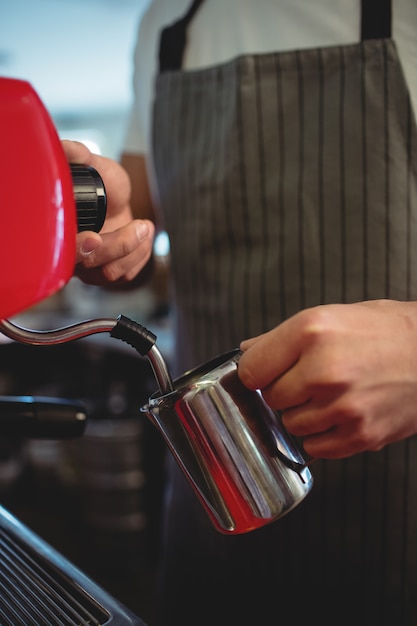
[0, 315, 174, 395]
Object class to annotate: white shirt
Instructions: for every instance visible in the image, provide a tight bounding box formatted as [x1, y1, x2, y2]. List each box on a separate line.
[123, 0, 417, 156]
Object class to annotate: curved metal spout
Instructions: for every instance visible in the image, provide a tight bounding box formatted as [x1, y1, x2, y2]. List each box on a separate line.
[0, 316, 174, 395]
[146, 345, 174, 394]
[0, 317, 117, 345]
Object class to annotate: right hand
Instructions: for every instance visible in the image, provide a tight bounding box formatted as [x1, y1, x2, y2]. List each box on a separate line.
[238, 299, 417, 460]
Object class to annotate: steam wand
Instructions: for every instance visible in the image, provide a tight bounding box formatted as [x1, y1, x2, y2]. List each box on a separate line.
[0, 315, 174, 395]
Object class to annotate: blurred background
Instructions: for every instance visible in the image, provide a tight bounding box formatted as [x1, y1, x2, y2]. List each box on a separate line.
[0, 0, 147, 158]
[0, 1, 170, 623]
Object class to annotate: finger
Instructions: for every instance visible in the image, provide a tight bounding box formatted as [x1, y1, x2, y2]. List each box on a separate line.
[260, 359, 315, 410]
[239, 334, 263, 350]
[61, 139, 93, 164]
[280, 406, 348, 459]
[75, 235, 152, 284]
[75, 253, 146, 286]
[76, 221, 152, 267]
[238, 314, 304, 390]
[280, 402, 335, 437]
[302, 427, 370, 459]
[76, 226, 154, 285]
[62, 140, 129, 199]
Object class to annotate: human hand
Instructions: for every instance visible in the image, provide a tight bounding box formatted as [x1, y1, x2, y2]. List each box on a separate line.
[238, 299, 417, 459]
[62, 140, 155, 286]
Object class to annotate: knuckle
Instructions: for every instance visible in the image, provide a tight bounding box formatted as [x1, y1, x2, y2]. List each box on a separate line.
[237, 362, 258, 391]
[81, 256, 98, 270]
[298, 306, 336, 345]
[101, 263, 121, 283]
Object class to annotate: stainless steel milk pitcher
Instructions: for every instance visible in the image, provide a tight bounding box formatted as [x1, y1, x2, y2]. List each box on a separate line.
[141, 349, 313, 535]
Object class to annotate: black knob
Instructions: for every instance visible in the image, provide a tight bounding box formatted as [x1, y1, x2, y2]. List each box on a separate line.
[70, 163, 107, 233]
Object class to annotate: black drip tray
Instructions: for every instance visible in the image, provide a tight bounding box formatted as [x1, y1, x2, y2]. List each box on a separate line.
[0, 504, 147, 625]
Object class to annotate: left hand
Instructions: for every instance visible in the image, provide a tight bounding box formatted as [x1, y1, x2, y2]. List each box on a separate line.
[238, 299, 417, 459]
[62, 140, 155, 286]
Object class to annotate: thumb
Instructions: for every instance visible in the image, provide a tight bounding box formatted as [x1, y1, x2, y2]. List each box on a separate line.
[75, 232, 102, 264]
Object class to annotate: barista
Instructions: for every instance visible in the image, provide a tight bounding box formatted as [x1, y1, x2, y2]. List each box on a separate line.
[70, 0, 417, 624]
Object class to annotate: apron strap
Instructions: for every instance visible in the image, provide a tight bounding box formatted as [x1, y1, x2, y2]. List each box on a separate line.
[158, 0, 205, 72]
[361, 0, 392, 40]
[158, 0, 392, 73]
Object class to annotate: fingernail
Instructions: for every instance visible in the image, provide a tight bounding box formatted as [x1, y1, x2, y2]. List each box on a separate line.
[81, 238, 100, 255]
[136, 222, 149, 242]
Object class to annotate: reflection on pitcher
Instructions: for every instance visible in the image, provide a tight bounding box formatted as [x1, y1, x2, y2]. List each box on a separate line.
[141, 349, 313, 534]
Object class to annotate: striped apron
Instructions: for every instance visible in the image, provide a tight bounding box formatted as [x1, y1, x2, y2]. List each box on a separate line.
[151, 1, 417, 624]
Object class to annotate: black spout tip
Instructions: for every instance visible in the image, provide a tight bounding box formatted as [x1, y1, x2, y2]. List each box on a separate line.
[110, 315, 156, 356]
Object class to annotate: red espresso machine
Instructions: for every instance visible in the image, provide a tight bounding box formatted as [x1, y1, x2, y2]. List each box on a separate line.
[0, 76, 148, 626]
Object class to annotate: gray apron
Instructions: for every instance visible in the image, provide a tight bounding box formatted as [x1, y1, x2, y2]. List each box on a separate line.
[150, 1, 417, 625]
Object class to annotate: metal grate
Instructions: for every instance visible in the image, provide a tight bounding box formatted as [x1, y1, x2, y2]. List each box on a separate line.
[0, 527, 107, 625]
[0, 505, 145, 626]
